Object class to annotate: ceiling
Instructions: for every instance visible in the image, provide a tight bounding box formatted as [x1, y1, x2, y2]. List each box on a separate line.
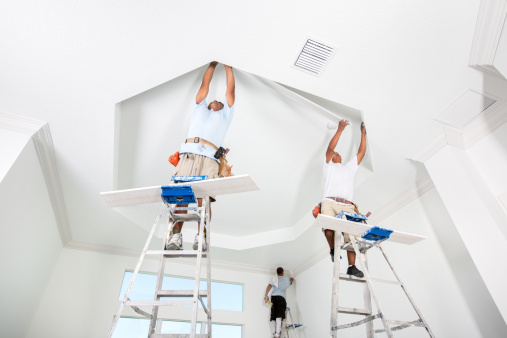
[1, 0, 506, 273]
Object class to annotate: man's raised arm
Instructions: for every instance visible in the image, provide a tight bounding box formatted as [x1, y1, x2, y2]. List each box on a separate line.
[357, 122, 367, 165]
[195, 62, 218, 104]
[224, 65, 235, 108]
[326, 119, 349, 163]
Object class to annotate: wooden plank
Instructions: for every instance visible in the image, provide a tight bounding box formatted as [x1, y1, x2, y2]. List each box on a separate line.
[100, 174, 259, 207]
[313, 214, 426, 245]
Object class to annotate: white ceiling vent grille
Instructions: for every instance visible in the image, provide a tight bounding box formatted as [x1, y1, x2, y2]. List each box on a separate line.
[435, 89, 498, 129]
[292, 38, 337, 76]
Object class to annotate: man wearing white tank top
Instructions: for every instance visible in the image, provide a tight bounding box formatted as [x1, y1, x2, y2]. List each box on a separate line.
[322, 119, 367, 277]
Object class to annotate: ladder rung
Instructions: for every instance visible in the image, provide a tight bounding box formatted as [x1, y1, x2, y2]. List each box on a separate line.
[170, 214, 202, 222]
[150, 335, 208, 338]
[375, 319, 425, 333]
[338, 306, 371, 316]
[126, 300, 193, 307]
[339, 274, 401, 286]
[146, 250, 207, 258]
[157, 290, 208, 298]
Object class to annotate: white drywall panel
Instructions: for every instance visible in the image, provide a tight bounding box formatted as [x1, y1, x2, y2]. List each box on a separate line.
[0, 141, 62, 338]
[294, 188, 491, 337]
[467, 120, 507, 199]
[26, 247, 291, 338]
[0, 129, 30, 181]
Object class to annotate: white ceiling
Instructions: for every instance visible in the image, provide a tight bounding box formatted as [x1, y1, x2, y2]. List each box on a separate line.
[1, 0, 507, 272]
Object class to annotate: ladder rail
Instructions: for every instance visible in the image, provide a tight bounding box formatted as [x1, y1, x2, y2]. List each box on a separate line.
[107, 205, 167, 338]
[330, 231, 341, 337]
[350, 236, 394, 338]
[190, 198, 208, 337]
[361, 251, 375, 338]
[377, 244, 436, 338]
[205, 196, 212, 337]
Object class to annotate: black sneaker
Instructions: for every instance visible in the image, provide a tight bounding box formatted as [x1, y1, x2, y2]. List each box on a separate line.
[347, 265, 364, 278]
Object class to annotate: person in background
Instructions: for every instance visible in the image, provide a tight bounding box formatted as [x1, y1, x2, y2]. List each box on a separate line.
[264, 267, 294, 337]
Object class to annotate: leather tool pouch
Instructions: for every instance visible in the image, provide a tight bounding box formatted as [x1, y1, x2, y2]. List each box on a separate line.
[218, 154, 234, 177]
[216, 147, 233, 177]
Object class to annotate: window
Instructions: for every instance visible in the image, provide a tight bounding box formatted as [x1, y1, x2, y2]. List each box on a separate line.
[118, 272, 243, 312]
[113, 318, 242, 338]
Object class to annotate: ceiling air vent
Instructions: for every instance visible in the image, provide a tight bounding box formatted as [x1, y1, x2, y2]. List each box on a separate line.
[435, 89, 498, 129]
[292, 38, 337, 76]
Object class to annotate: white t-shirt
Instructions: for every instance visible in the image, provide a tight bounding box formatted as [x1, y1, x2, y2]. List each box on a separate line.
[179, 98, 234, 161]
[323, 155, 358, 203]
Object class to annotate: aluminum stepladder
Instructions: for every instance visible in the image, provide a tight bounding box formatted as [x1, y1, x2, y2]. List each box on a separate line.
[284, 307, 302, 338]
[327, 214, 435, 337]
[108, 184, 212, 338]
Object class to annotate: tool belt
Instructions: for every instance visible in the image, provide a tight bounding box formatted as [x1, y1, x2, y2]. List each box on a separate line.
[185, 137, 234, 178]
[325, 197, 360, 214]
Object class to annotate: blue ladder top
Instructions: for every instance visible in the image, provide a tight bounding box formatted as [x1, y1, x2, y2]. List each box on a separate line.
[161, 185, 196, 205]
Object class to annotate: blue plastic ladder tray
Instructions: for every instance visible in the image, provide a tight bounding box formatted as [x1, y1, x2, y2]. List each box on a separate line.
[161, 185, 196, 205]
[361, 226, 393, 242]
[171, 175, 208, 183]
[336, 210, 368, 222]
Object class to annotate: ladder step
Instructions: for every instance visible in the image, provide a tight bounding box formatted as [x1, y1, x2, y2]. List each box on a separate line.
[150, 334, 208, 338]
[126, 300, 193, 307]
[146, 250, 207, 258]
[338, 306, 371, 316]
[375, 319, 425, 333]
[170, 214, 202, 222]
[157, 290, 208, 298]
[339, 274, 401, 286]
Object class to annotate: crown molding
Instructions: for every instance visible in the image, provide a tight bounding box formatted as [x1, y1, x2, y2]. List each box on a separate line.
[469, 0, 507, 79]
[1, 112, 72, 245]
[410, 99, 507, 162]
[0, 111, 46, 134]
[65, 240, 273, 275]
[32, 124, 72, 245]
[408, 129, 447, 163]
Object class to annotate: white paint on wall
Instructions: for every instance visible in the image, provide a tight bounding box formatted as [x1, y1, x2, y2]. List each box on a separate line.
[0, 129, 30, 181]
[0, 141, 63, 338]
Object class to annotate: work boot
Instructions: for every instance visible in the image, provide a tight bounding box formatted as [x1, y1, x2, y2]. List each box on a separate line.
[166, 233, 182, 250]
[193, 233, 207, 252]
[347, 265, 364, 278]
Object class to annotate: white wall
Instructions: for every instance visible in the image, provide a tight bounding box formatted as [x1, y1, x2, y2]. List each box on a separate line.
[294, 188, 507, 337]
[0, 129, 30, 181]
[25, 247, 296, 338]
[0, 140, 63, 338]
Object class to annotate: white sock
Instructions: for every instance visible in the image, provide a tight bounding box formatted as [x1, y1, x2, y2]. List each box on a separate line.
[276, 317, 282, 333]
[271, 320, 275, 332]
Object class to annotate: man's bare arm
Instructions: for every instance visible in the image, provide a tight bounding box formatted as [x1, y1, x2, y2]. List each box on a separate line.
[326, 119, 349, 163]
[264, 284, 272, 302]
[224, 65, 235, 107]
[195, 62, 218, 104]
[357, 122, 367, 165]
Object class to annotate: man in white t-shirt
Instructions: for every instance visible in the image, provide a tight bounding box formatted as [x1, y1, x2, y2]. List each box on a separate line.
[322, 119, 367, 277]
[166, 61, 235, 251]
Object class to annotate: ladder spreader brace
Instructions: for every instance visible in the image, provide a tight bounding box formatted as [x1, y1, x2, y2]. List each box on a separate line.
[314, 213, 435, 338]
[108, 183, 212, 338]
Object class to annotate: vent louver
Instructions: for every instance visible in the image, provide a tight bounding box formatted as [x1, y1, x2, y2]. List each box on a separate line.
[293, 38, 336, 76]
[435, 89, 497, 129]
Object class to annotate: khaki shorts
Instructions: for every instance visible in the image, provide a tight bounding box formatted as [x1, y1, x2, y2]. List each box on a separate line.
[172, 153, 219, 179]
[321, 199, 358, 244]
